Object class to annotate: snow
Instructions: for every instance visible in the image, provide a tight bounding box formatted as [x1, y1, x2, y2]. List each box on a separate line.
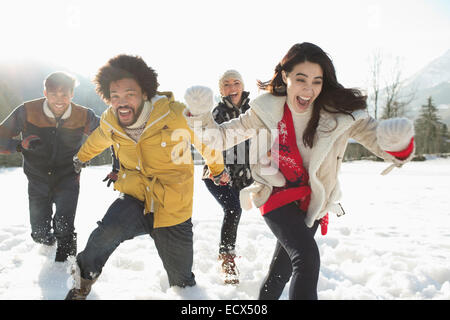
[0, 159, 449, 300]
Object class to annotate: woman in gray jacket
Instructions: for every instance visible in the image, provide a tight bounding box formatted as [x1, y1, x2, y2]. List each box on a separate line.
[183, 43, 414, 300]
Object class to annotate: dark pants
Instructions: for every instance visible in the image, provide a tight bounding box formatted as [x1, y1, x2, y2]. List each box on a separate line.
[259, 202, 320, 300]
[204, 178, 242, 254]
[27, 173, 79, 245]
[76, 194, 196, 288]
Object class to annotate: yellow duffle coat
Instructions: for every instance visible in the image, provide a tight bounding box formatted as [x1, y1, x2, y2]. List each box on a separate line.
[77, 92, 224, 228]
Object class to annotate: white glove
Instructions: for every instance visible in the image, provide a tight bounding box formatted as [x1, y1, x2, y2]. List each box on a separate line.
[239, 183, 264, 211]
[377, 118, 414, 152]
[73, 155, 89, 174]
[184, 85, 214, 116]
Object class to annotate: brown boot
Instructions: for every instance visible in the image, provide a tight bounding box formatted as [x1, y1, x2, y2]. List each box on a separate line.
[65, 264, 98, 300]
[218, 252, 239, 285]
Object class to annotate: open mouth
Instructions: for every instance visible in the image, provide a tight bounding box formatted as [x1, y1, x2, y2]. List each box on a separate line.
[228, 92, 241, 104]
[117, 107, 134, 122]
[118, 108, 132, 115]
[296, 96, 312, 107]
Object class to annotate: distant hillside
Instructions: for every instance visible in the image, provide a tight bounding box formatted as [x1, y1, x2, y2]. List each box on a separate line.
[400, 49, 450, 126]
[405, 49, 450, 90]
[0, 59, 107, 117]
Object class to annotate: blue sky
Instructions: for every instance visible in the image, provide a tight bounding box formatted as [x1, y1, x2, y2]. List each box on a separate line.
[1, 0, 449, 100]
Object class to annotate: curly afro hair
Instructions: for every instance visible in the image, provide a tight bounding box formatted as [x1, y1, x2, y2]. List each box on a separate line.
[94, 54, 159, 103]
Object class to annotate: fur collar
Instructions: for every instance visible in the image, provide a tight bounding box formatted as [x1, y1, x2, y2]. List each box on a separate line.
[249, 93, 285, 130]
[249, 92, 368, 134]
[249, 92, 369, 174]
[222, 91, 250, 110]
[43, 99, 72, 120]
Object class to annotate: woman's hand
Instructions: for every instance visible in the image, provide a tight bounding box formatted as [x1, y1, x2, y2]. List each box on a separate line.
[184, 85, 214, 116]
[377, 118, 414, 152]
[210, 168, 230, 186]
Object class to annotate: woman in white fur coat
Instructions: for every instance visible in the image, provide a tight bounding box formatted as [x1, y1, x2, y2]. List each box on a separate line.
[183, 43, 415, 300]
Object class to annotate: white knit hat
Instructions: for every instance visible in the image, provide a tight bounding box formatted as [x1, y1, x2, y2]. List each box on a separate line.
[219, 70, 244, 94]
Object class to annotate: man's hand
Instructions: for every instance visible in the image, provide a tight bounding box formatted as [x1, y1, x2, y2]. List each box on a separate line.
[102, 170, 118, 187]
[184, 85, 214, 116]
[18, 135, 41, 152]
[73, 155, 89, 174]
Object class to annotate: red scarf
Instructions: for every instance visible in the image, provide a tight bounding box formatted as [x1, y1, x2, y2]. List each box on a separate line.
[260, 103, 328, 235]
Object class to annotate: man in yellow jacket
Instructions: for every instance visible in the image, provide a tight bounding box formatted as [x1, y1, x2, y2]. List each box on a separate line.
[66, 55, 227, 300]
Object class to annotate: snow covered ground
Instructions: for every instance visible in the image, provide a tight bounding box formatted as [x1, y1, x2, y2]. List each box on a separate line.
[0, 159, 449, 300]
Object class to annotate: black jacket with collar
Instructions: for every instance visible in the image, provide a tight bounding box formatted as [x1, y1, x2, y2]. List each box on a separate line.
[203, 91, 254, 191]
[0, 98, 99, 182]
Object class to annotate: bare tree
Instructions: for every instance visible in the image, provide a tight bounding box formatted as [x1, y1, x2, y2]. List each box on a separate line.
[381, 57, 415, 119]
[369, 50, 382, 119]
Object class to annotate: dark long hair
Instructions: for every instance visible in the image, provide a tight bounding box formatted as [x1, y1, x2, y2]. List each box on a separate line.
[258, 42, 367, 148]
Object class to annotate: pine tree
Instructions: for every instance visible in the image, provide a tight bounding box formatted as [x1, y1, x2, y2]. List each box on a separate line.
[440, 123, 450, 153]
[414, 97, 447, 154]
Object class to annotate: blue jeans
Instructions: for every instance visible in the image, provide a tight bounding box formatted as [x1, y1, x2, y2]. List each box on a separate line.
[28, 173, 79, 245]
[259, 202, 320, 300]
[76, 194, 196, 288]
[203, 178, 242, 254]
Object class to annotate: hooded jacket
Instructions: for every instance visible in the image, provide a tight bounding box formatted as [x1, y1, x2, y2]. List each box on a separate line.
[185, 93, 414, 228]
[77, 92, 224, 228]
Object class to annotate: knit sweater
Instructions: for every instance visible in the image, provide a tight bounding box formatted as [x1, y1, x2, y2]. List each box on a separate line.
[123, 101, 152, 142]
[260, 104, 311, 215]
[287, 102, 313, 170]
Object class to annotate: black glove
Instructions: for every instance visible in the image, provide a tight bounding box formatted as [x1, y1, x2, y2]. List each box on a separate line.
[102, 170, 118, 187]
[73, 155, 89, 174]
[17, 135, 41, 152]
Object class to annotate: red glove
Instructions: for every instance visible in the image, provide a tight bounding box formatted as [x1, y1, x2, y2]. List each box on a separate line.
[19, 135, 41, 151]
[102, 170, 118, 187]
[320, 213, 329, 236]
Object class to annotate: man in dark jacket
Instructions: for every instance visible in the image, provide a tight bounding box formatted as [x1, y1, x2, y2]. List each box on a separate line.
[0, 71, 100, 262]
